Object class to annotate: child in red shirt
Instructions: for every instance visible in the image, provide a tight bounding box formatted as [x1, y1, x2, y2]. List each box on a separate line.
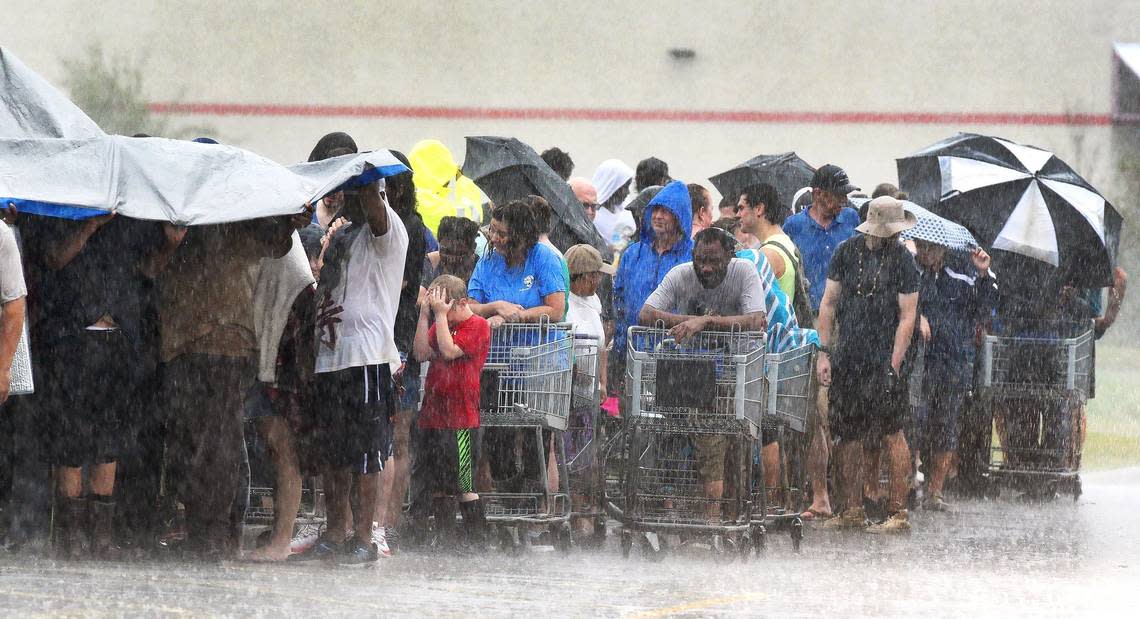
[410, 274, 491, 548]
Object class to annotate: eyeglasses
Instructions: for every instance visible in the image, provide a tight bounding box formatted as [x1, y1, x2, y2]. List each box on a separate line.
[581, 202, 598, 211]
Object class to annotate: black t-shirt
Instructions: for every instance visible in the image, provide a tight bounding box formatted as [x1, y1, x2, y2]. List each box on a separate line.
[827, 236, 919, 367]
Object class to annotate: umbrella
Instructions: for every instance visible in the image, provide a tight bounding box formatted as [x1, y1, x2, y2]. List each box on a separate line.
[897, 133, 1122, 288]
[852, 197, 978, 250]
[463, 136, 611, 259]
[0, 46, 409, 225]
[708, 152, 815, 211]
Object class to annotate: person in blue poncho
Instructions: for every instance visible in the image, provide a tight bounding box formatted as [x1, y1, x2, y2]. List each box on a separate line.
[611, 180, 693, 398]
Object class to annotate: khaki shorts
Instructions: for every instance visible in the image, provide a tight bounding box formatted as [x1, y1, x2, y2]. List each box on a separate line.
[693, 435, 730, 482]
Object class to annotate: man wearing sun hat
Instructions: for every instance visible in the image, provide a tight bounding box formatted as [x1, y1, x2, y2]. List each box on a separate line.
[815, 196, 920, 533]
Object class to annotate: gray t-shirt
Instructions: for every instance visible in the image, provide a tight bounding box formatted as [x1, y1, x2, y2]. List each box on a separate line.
[0, 222, 26, 304]
[643, 258, 765, 318]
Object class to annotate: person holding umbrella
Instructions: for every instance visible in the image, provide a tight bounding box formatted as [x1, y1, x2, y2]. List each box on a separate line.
[912, 238, 997, 512]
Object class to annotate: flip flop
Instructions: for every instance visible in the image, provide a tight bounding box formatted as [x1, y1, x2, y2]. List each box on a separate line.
[800, 507, 832, 521]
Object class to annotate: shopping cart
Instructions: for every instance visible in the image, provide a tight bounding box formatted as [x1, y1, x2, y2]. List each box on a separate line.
[612, 326, 767, 562]
[750, 343, 817, 552]
[478, 321, 575, 551]
[979, 320, 1093, 499]
[564, 334, 610, 545]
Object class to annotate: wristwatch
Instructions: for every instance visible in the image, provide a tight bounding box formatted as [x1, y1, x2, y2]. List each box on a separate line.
[818, 345, 831, 355]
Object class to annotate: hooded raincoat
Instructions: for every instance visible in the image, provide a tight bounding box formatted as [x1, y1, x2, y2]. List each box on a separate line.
[409, 140, 484, 234]
[613, 180, 693, 353]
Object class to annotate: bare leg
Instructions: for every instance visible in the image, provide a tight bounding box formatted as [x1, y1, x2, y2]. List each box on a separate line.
[323, 470, 350, 542]
[89, 462, 117, 496]
[884, 431, 911, 513]
[864, 446, 883, 503]
[546, 435, 559, 495]
[704, 480, 724, 521]
[376, 459, 395, 530]
[382, 410, 414, 529]
[354, 471, 381, 546]
[927, 451, 955, 499]
[761, 442, 781, 505]
[57, 466, 84, 499]
[834, 440, 864, 514]
[803, 386, 832, 517]
[249, 417, 301, 561]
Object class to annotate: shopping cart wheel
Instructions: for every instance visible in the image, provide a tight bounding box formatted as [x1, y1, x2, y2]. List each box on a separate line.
[590, 516, 607, 546]
[498, 526, 522, 553]
[738, 533, 752, 562]
[984, 478, 1001, 500]
[1072, 476, 1082, 502]
[640, 532, 665, 562]
[620, 529, 633, 559]
[710, 535, 735, 564]
[790, 516, 804, 553]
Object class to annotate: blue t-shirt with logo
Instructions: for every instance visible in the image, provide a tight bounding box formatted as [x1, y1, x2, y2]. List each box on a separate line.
[468, 243, 567, 311]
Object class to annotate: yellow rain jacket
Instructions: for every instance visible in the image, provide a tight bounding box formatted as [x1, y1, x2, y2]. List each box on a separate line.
[409, 140, 485, 234]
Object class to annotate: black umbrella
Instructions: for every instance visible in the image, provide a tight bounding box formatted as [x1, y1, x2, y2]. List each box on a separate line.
[463, 136, 611, 259]
[708, 152, 815, 211]
[897, 133, 1122, 288]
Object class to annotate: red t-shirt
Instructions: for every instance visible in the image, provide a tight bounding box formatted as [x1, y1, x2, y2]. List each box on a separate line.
[418, 314, 492, 430]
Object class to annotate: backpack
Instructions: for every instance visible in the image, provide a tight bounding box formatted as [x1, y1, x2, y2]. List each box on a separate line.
[761, 239, 815, 329]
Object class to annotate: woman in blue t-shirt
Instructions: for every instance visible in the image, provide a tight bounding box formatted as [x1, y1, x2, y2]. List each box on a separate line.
[468, 200, 567, 327]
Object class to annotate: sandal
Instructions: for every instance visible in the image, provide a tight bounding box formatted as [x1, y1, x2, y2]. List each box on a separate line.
[800, 507, 832, 521]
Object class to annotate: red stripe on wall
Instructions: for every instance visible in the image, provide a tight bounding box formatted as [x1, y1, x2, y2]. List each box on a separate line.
[147, 102, 1114, 126]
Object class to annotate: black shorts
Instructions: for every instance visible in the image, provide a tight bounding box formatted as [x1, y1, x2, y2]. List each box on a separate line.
[412, 427, 481, 496]
[310, 364, 395, 475]
[45, 331, 141, 467]
[828, 365, 909, 444]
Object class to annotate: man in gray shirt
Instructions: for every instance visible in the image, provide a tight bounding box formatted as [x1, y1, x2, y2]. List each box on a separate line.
[0, 215, 27, 405]
[639, 228, 766, 523]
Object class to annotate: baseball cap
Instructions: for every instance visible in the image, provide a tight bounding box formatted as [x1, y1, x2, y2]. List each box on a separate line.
[810, 164, 860, 195]
[565, 244, 616, 276]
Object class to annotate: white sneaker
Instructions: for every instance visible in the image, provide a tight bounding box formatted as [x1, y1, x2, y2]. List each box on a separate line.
[371, 523, 393, 558]
[289, 522, 325, 554]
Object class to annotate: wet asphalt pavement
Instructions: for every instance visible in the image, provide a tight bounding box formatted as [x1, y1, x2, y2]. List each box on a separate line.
[0, 468, 1136, 618]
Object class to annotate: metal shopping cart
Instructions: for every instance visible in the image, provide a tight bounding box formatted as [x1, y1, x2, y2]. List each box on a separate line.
[979, 320, 1093, 499]
[750, 343, 817, 552]
[611, 326, 767, 562]
[478, 321, 576, 551]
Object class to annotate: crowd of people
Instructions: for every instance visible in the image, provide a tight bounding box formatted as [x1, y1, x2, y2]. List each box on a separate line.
[0, 131, 1130, 567]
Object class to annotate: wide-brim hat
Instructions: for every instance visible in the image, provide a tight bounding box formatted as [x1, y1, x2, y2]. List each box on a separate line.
[856, 196, 917, 238]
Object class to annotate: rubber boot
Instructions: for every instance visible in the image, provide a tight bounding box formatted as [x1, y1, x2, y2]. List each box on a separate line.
[458, 499, 487, 550]
[55, 497, 89, 560]
[431, 497, 458, 548]
[89, 495, 122, 560]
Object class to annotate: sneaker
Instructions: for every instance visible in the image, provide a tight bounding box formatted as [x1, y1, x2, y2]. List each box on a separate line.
[289, 522, 325, 554]
[923, 495, 954, 513]
[384, 526, 402, 552]
[371, 523, 393, 558]
[867, 510, 911, 534]
[337, 540, 379, 567]
[287, 535, 343, 562]
[821, 507, 868, 530]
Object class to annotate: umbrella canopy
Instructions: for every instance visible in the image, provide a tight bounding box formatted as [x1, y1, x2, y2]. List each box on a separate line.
[708, 152, 815, 211]
[463, 136, 610, 259]
[852, 197, 978, 250]
[897, 133, 1122, 288]
[0, 46, 408, 225]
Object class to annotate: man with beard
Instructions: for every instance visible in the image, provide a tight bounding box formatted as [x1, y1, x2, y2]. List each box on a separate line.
[640, 228, 766, 521]
[815, 197, 919, 533]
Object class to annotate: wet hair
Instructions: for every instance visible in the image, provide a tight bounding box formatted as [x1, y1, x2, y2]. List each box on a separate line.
[429, 273, 469, 302]
[871, 182, 900, 199]
[298, 224, 324, 260]
[687, 183, 711, 219]
[540, 147, 574, 181]
[711, 216, 740, 235]
[309, 132, 357, 162]
[694, 226, 737, 254]
[492, 200, 541, 255]
[527, 195, 555, 234]
[740, 183, 787, 226]
[636, 157, 670, 191]
[387, 150, 417, 217]
[438, 216, 481, 250]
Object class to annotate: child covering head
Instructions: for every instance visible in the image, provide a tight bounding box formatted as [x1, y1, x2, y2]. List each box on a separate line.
[410, 274, 492, 547]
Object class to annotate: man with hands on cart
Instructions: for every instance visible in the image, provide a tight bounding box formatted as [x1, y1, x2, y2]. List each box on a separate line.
[639, 227, 767, 521]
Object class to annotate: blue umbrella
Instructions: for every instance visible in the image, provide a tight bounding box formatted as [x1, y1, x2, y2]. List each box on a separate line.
[852, 197, 977, 250]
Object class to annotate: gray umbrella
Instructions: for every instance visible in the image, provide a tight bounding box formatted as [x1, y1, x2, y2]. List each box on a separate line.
[463, 136, 611, 259]
[708, 152, 815, 211]
[852, 197, 978, 250]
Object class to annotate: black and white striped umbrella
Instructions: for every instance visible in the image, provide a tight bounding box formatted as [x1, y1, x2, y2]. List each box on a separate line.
[897, 133, 1122, 288]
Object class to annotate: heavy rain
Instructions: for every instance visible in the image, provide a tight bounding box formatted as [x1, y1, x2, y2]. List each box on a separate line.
[1, 2, 1139, 617]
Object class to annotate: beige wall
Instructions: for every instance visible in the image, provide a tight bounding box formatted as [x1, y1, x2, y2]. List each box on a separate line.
[2, 0, 1138, 196]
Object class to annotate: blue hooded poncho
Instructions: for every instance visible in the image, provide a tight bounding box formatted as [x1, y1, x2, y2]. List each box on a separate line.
[613, 180, 693, 353]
